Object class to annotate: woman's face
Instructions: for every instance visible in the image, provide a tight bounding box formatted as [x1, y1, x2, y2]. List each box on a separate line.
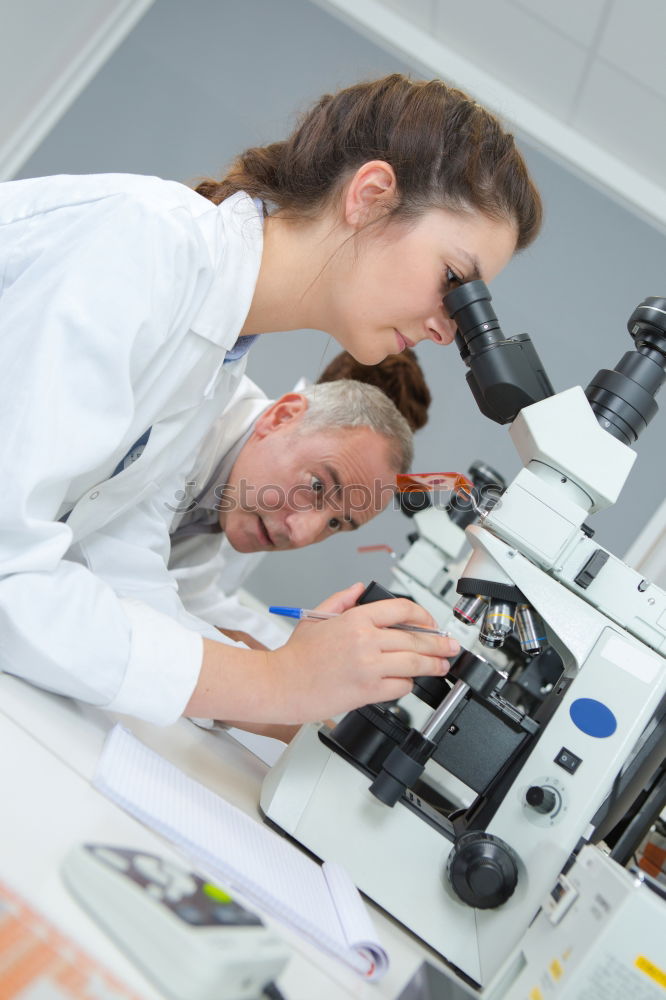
[324, 207, 517, 365]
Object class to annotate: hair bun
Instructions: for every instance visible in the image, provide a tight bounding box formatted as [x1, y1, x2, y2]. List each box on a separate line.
[317, 348, 431, 431]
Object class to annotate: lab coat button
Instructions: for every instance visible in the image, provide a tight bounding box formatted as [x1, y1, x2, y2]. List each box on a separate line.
[89, 490, 100, 499]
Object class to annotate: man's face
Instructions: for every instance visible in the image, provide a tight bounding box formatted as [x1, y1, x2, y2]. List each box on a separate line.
[219, 395, 398, 554]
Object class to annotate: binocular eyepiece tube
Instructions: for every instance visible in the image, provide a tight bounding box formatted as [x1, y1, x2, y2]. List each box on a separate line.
[585, 296, 666, 446]
[443, 279, 554, 425]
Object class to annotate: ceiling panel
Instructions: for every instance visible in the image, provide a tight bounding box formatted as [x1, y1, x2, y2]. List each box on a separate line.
[309, 0, 666, 229]
[508, 0, 610, 48]
[432, 0, 588, 118]
[597, 0, 666, 99]
[573, 58, 666, 189]
[380, 0, 434, 32]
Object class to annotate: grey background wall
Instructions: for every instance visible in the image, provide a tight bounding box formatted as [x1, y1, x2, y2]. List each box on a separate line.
[19, 0, 666, 608]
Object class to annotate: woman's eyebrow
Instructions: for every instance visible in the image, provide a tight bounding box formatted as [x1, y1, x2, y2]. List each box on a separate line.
[456, 248, 482, 281]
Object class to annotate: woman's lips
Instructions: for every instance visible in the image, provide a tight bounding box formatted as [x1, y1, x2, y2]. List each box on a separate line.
[394, 329, 414, 351]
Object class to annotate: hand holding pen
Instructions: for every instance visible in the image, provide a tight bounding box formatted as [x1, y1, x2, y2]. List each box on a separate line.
[269, 606, 452, 639]
[266, 583, 461, 722]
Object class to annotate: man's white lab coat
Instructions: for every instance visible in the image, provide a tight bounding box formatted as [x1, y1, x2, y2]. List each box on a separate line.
[168, 376, 291, 651]
[0, 174, 263, 723]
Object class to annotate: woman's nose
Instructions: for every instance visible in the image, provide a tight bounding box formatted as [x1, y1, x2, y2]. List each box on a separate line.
[426, 308, 457, 345]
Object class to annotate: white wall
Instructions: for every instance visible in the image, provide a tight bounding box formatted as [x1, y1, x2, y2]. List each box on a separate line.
[0, 0, 153, 178]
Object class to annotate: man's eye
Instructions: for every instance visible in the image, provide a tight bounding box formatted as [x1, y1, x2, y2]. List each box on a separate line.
[328, 517, 341, 532]
[311, 476, 324, 494]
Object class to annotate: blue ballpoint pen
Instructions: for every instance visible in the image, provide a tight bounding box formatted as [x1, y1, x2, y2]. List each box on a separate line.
[268, 606, 451, 637]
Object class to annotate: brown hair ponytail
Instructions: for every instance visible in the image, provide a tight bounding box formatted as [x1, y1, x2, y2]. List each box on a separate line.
[195, 141, 287, 205]
[195, 74, 542, 251]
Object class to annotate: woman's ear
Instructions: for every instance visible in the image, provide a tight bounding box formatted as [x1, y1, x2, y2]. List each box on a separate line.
[252, 393, 309, 439]
[344, 160, 397, 228]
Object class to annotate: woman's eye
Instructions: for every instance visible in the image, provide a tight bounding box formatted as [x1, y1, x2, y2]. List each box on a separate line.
[311, 476, 324, 494]
[328, 517, 341, 532]
[444, 266, 463, 289]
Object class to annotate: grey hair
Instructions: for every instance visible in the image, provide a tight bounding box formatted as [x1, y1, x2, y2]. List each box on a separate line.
[295, 379, 413, 473]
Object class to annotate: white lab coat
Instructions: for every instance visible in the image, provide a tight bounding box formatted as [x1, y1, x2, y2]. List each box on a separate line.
[168, 376, 292, 650]
[0, 174, 264, 724]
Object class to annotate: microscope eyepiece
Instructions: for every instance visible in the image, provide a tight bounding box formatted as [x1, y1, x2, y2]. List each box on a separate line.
[444, 279, 554, 424]
[585, 295, 666, 445]
[628, 296, 666, 347]
[444, 279, 502, 353]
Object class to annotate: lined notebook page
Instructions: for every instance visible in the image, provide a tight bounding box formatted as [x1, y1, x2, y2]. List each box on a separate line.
[94, 725, 387, 980]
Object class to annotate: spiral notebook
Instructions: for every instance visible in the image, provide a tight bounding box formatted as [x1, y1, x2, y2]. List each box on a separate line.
[93, 725, 388, 980]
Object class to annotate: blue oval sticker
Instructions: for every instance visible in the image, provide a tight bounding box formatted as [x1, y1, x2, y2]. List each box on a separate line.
[569, 698, 617, 738]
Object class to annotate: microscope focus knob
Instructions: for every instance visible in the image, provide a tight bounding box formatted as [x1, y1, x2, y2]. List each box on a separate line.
[526, 785, 558, 815]
[447, 832, 518, 909]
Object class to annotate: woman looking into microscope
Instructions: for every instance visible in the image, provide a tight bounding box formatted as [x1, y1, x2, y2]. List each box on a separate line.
[0, 73, 541, 730]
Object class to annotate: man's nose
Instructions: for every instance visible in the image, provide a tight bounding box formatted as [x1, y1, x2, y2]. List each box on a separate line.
[285, 509, 329, 548]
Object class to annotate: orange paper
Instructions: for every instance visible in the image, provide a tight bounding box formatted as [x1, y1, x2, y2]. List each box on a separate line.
[396, 472, 473, 496]
[0, 879, 143, 999]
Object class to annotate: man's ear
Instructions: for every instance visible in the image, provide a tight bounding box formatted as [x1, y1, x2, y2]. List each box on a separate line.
[344, 160, 397, 229]
[252, 393, 309, 439]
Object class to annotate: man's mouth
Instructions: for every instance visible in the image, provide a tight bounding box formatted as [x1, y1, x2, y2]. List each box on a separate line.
[257, 516, 274, 547]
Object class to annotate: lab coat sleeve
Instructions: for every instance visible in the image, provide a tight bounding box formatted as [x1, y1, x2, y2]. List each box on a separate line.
[71, 471, 247, 720]
[0, 191, 224, 722]
[169, 535, 291, 650]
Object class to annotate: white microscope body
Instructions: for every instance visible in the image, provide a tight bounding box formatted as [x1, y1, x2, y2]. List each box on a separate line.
[391, 462, 505, 655]
[261, 289, 666, 991]
[391, 503, 470, 632]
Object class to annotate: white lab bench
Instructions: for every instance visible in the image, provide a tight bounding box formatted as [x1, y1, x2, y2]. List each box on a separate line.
[0, 671, 453, 1000]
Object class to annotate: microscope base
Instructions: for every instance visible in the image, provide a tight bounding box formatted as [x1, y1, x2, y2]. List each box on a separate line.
[261, 723, 487, 985]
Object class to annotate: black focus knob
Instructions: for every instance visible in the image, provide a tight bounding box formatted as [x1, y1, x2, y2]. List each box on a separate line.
[526, 785, 558, 815]
[447, 832, 519, 909]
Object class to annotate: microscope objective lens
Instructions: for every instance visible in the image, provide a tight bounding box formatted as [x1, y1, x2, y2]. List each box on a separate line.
[515, 604, 546, 655]
[453, 594, 487, 625]
[480, 601, 515, 648]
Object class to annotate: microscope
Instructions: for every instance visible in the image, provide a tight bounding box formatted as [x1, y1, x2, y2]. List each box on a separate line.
[391, 460, 564, 714]
[391, 461, 504, 636]
[261, 283, 666, 990]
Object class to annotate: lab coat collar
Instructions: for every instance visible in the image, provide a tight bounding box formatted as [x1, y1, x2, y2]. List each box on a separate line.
[189, 191, 263, 348]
